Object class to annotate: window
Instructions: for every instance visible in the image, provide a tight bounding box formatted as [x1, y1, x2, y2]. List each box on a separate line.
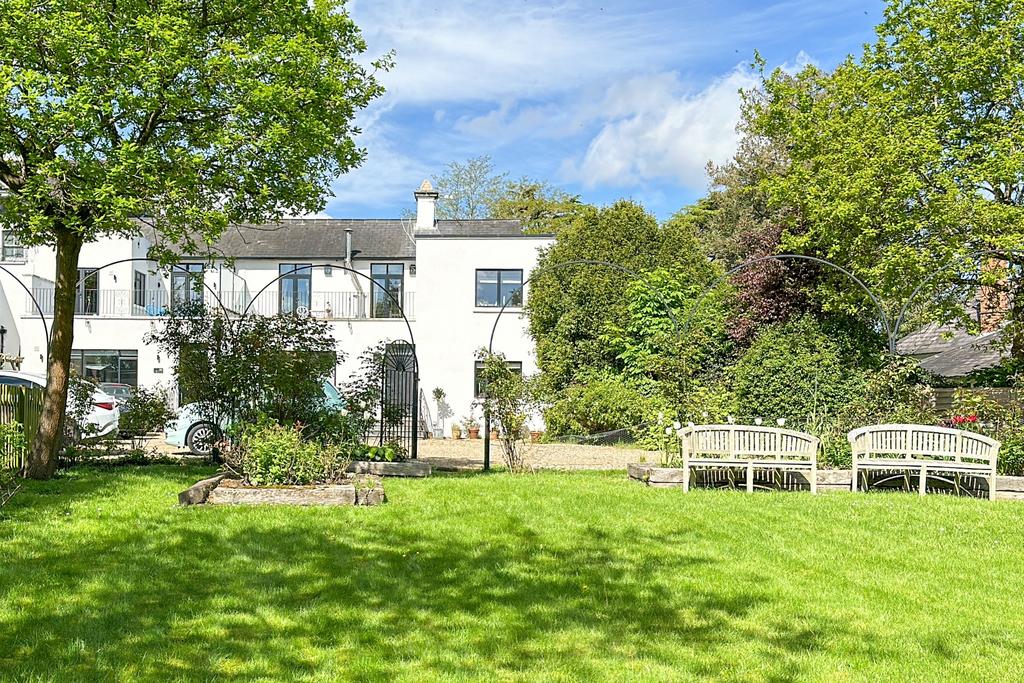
[171, 263, 204, 306]
[371, 263, 404, 318]
[2, 231, 24, 261]
[474, 360, 522, 397]
[279, 263, 312, 314]
[133, 271, 146, 309]
[76, 268, 99, 315]
[476, 269, 523, 307]
[70, 350, 139, 386]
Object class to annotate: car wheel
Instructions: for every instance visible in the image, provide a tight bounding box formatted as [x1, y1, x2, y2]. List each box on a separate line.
[186, 422, 219, 456]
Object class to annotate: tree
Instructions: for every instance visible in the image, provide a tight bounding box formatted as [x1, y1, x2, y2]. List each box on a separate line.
[745, 0, 1024, 349]
[0, 0, 387, 477]
[525, 201, 714, 393]
[490, 177, 586, 234]
[434, 155, 508, 220]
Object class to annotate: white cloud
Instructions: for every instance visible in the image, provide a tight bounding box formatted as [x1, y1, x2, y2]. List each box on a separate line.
[348, 0, 682, 105]
[563, 66, 761, 189]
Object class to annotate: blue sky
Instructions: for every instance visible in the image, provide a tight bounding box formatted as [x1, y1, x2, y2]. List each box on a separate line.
[324, 0, 885, 221]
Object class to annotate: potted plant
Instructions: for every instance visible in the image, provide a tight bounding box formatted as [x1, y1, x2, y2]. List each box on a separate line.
[451, 423, 462, 440]
[530, 429, 544, 443]
[463, 416, 481, 439]
[432, 387, 453, 439]
[489, 425, 499, 441]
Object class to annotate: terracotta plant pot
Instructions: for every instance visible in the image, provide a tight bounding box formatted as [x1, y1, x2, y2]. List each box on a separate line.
[489, 429, 499, 441]
[468, 427, 481, 440]
[530, 430, 543, 443]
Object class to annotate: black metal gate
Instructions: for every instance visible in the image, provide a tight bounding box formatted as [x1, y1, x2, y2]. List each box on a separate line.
[379, 341, 418, 459]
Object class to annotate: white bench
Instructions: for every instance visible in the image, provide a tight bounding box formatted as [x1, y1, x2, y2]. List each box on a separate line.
[677, 425, 820, 494]
[848, 424, 1000, 499]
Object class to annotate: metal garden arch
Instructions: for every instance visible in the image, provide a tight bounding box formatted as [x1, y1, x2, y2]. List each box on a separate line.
[483, 259, 686, 471]
[241, 263, 421, 459]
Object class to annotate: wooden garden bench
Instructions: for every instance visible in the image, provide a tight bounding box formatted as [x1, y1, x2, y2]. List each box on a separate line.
[677, 425, 820, 494]
[848, 424, 1000, 499]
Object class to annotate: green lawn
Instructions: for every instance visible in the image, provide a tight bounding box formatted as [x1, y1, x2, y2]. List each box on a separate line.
[2, 467, 1024, 682]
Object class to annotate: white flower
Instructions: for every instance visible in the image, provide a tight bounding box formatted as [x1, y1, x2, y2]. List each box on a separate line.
[754, 417, 762, 426]
[726, 415, 735, 424]
[777, 418, 786, 427]
[673, 421, 681, 430]
[664, 426, 673, 435]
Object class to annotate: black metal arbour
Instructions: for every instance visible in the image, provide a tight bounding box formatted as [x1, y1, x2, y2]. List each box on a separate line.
[380, 341, 419, 459]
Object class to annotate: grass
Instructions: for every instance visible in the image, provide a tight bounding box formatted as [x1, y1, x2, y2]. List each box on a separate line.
[2, 466, 1024, 682]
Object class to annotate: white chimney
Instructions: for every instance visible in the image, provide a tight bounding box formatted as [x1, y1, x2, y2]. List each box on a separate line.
[414, 179, 439, 231]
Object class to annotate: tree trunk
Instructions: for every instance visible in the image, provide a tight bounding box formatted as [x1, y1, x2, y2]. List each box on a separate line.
[24, 230, 84, 479]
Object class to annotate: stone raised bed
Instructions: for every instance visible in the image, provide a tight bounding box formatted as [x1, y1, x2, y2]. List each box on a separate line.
[178, 474, 385, 506]
[628, 463, 1024, 500]
[347, 460, 431, 478]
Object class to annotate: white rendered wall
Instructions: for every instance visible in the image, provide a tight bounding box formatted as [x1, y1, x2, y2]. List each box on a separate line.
[413, 235, 552, 433]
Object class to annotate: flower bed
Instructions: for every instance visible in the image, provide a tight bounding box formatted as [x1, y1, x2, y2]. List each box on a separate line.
[178, 473, 385, 506]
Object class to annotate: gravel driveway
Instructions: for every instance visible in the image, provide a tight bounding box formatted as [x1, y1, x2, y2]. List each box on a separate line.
[417, 437, 655, 471]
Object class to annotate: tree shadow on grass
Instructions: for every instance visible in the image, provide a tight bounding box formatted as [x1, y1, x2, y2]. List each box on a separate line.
[0, 472, 853, 681]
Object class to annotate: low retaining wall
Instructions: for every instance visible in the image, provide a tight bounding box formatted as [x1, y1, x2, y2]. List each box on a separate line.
[179, 475, 385, 506]
[628, 463, 1024, 501]
[347, 460, 431, 477]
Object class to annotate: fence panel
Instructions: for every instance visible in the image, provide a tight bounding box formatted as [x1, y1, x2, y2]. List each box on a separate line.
[0, 385, 45, 471]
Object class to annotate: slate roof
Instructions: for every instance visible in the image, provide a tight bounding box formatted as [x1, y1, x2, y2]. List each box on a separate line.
[140, 218, 540, 260]
[897, 322, 1005, 378]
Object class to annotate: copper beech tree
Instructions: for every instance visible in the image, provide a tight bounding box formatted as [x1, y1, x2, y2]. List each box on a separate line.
[0, 0, 389, 477]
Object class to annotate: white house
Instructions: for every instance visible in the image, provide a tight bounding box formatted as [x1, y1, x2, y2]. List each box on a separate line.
[0, 181, 554, 436]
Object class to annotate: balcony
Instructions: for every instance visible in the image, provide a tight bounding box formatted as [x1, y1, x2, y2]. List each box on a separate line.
[26, 289, 415, 320]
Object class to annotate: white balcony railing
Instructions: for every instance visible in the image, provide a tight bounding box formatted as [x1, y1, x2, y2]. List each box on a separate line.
[26, 289, 415, 320]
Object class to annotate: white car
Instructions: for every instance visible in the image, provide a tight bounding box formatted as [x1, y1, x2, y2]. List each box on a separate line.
[0, 371, 121, 439]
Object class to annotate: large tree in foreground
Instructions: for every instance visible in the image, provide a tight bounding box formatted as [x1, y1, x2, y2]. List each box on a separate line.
[0, 0, 388, 478]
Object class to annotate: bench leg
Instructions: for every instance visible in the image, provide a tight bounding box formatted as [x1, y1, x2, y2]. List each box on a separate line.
[918, 466, 927, 496]
[746, 463, 754, 493]
[851, 463, 858, 492]
[810, 465, 817, 495]
[683, 464, 691, 493]
[990, 472, 997, 501]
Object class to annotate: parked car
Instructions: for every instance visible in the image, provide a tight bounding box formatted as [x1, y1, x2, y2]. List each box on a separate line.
[165, 380, 345, 455]
[0, 371, 121, 438]
[100, 383, 133, 402]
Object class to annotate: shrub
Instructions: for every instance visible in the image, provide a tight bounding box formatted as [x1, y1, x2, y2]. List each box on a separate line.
[65, 373, 100, 444]
[231, 421, 352, 486]
[732, 316, 859, 424]
[476, 350, 535, 472]
[118, 385, 176, 450]
[0, 422, 25, 506]
[950, 390, 1024, 476]
[544, 372, 659, 439]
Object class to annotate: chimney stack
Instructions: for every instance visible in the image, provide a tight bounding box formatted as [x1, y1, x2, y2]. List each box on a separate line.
[414, 179, 439, 231]
[979, 258, 1010, 332]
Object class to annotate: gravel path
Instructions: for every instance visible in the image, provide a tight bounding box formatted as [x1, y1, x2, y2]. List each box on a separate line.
[417, 437, 655, 471]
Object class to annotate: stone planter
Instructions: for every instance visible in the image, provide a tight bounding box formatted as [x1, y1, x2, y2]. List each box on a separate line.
[530, 430, 543, 443]
[179, 474, 385, 506]
[347, 460, 431, 478]
[468, 427, 480, 439]
[451, 425, 462, 440]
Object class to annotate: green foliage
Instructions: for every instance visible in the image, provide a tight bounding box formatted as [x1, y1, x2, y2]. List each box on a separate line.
[732, 316, 858, 424]
[65, 373, 99, 443]
[117, 385, 175, 449]
[0, 0, 388, 249]
[544, 372, 662, 440]
[232, 421, 352, 486]
[490, 178, 587, 234]
[951, 390, 1024, 476]
[745, 0, 1024, 337]
[147, 302, 339, 429]
[432, 155, 508, 220]
[527, 200, 713, 392]
[0, 421, 25, 506]
[475, 350, 535, 472]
